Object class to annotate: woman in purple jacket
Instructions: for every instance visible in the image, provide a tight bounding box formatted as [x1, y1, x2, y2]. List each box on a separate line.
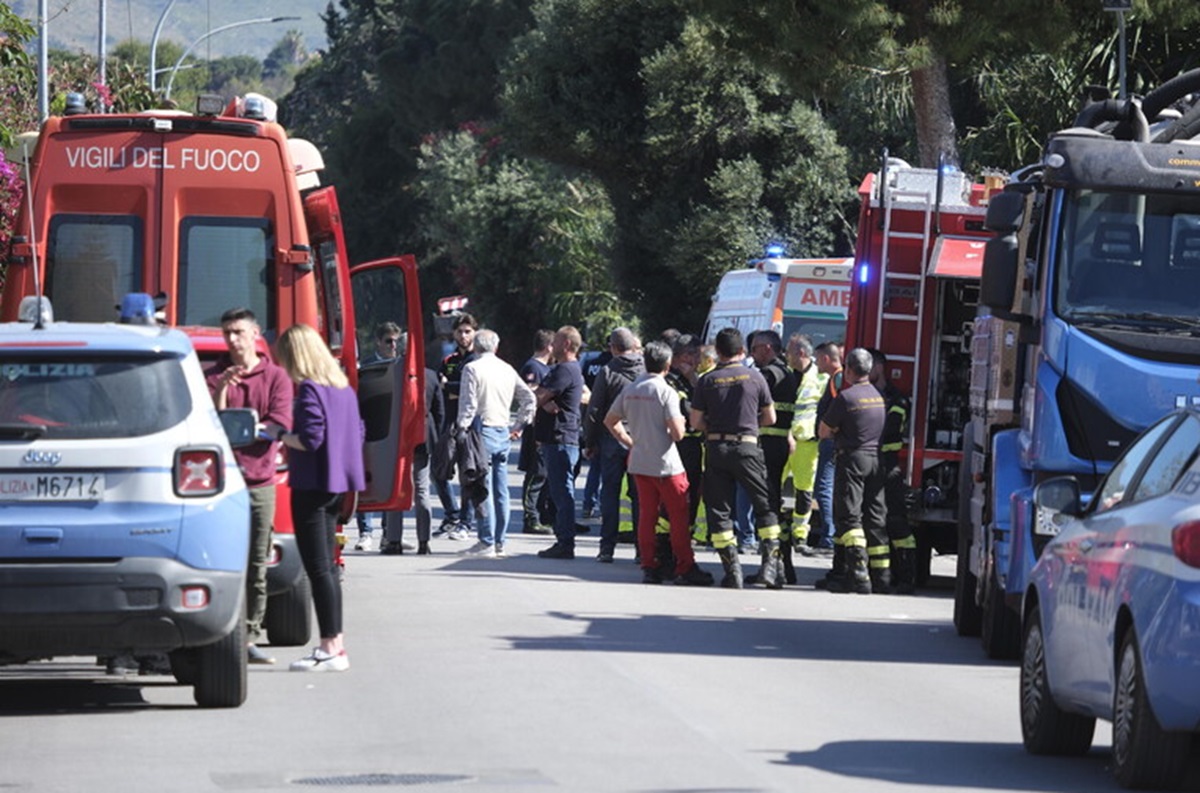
[271, 324, 366, 672]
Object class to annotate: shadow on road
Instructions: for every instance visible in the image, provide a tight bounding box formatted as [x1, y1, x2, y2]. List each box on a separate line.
[502, 608, 997, 666]
[774, 738, 1200, 792]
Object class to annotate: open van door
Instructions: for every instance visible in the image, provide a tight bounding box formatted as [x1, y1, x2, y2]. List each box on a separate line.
[350, 256, 425, 511]
[303, 187, 358, 386]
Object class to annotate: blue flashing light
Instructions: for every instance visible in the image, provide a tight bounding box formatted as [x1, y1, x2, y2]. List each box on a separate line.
[765, 243, 786, 258]
[858, 263, 870, 284]
[119, 293, 157, 325]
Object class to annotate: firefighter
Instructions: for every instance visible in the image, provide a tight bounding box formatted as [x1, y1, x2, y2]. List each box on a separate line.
[748, 330, 797, 587]
[689, 327, 780, 589]
[818, 347, 886, 595]
[785, 333, 826, 562]
[868, 349, 916, 594]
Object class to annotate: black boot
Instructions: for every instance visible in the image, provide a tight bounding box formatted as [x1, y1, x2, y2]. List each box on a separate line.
[717, 546, 743, 589]
[654, 534, 677, 580]
[828, 547, 872, 594]
[755, 539, 783, 589]
[781, 539, 797, 585]
[870, 567, 892, 595]
[814, 544, 847, 590]
[893, 547, 916, 594]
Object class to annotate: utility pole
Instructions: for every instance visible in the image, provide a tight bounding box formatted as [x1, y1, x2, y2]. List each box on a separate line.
[37, 0, 48, 121]
[98, 0, 107, 108]
[1102, 0, 1132, 100]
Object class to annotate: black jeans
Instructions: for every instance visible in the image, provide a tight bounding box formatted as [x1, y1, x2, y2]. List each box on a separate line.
[291, 489, 344, 640]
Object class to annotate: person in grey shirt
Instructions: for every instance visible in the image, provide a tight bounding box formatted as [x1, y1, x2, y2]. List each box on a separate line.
[604, 341, 713, 587]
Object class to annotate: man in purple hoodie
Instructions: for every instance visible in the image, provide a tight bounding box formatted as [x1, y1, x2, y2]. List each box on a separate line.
[205, 307, 293, 665]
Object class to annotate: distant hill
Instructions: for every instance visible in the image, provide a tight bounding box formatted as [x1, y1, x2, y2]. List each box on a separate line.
[11, 0, 331, 61]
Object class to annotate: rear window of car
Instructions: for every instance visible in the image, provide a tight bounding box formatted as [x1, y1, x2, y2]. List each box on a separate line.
[0, 355, 192, 439]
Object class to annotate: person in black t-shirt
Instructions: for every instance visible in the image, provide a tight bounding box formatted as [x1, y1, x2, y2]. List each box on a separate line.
[819, 347, 886, 594]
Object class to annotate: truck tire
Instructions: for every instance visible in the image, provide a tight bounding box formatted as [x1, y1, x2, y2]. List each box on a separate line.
[193, 618, 248, 709]
[265, 573, 312, 647]
[1020, 610, 1094, 755]
[981, 570, 1021, 660]
[953, 532, 983, 637]
[1112, 631, 1191, 790]
[954, 422, 983, 637]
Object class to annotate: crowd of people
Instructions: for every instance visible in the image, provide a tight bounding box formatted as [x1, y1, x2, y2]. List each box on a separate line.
[362, 313, 917, 599]
[205, 308, 920, 675]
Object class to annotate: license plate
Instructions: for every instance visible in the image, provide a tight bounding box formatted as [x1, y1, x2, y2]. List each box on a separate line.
[0, 473, 105, 501]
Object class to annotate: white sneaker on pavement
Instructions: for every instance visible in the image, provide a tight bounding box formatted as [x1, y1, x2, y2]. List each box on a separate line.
[289, 648, 350, 672]
[354, 534, 374, 552]
[460, 540, 493, 556]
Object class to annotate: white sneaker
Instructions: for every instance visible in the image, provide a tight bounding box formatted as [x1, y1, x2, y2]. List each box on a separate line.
[354, 534, 374, 552]
[460, 540, 493, 556]
[446, 526, 469, 541]
[289, 648, 350, 672]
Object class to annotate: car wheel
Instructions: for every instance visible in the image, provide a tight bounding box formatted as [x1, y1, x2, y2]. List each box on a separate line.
[1112, 631, 1190, 789]
[1020, 610, 1094, 755]
[265, 573, 312, 647]
[193, 617, 247, 709]
[981, 569, 1020, 659]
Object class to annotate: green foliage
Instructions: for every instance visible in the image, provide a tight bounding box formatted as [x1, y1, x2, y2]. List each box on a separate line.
[503, 2, 855, 333]
[416, 128, 619, 350]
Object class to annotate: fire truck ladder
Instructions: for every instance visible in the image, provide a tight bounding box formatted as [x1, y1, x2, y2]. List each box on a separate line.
[876, 176, 934, 478]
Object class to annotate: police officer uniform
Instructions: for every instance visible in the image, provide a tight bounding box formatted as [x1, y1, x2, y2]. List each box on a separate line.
[820, 370, 886, 594]
[691, 358, 781, 589]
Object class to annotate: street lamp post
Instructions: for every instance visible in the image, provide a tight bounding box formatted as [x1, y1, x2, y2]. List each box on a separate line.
[163, 16, 300, 101]
[148, 0, 179, 94]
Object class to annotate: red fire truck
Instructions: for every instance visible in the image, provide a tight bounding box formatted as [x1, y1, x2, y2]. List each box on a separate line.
[843, 157, 1003, 580]
[2, 93, 425, 644]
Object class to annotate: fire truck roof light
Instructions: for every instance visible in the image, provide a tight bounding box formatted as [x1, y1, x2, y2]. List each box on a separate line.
[64, 92, 87, 116]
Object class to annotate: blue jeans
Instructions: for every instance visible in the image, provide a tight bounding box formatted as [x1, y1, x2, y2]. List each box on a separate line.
[582, 456, 602, 513]
[476, 426, 513, 546]
[542, 443, 580, 548]
[598, 434, 635, 553]
[813, 438, 836, 548]
[434, 475, 461, 525]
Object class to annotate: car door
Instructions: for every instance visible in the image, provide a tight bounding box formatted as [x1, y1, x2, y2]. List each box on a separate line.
[350, 257, 425, 512]
[1051, 414, 1180, 708]
[1083, 412, 1200, 707]
[1046, 410, 1176, 700]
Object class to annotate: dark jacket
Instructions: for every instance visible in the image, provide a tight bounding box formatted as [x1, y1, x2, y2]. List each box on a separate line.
[584, 352, 645, 449]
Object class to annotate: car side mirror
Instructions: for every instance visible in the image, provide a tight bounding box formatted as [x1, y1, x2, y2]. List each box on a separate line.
[219, 408, 258, 449]
[1032, 476, 1081, 539]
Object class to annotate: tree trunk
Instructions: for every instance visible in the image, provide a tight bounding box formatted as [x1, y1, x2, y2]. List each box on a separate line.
[910, 55, 958, 168]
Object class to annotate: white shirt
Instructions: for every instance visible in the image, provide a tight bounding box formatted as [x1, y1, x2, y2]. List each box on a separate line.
[457, 352, 536, 430]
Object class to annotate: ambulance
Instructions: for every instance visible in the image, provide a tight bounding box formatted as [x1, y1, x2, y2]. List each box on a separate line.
[703, 256, 853, 345]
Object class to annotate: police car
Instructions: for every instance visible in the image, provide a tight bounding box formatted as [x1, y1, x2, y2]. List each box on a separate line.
[0, 295, 253, 708]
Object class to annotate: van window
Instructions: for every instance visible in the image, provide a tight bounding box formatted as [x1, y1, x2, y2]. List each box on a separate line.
[46, 215, 142, 323]
[316, 240, 345, 351]
[179, 218, 273, 329]
[0, 355, 191, 439]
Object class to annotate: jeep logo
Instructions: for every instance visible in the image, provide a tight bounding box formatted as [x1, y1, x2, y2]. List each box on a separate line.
[22, 450, 62, 466]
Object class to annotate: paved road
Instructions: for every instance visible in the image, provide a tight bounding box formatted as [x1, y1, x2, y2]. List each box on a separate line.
[2, 464, 1198, 793]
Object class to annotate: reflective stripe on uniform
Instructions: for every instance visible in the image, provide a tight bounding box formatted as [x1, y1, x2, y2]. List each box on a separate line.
[710, 528, 736, 549]
[837, 527, 867, 548]
[760, 427, 791, 437]
[755, 523, 781, 542]
[891, 535, 917, 550]
[868, 543, 891, 569]
[881, 442, 903, 453]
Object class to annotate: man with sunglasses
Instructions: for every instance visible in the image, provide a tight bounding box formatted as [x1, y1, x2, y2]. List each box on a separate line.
[354, 322, 404, 552]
